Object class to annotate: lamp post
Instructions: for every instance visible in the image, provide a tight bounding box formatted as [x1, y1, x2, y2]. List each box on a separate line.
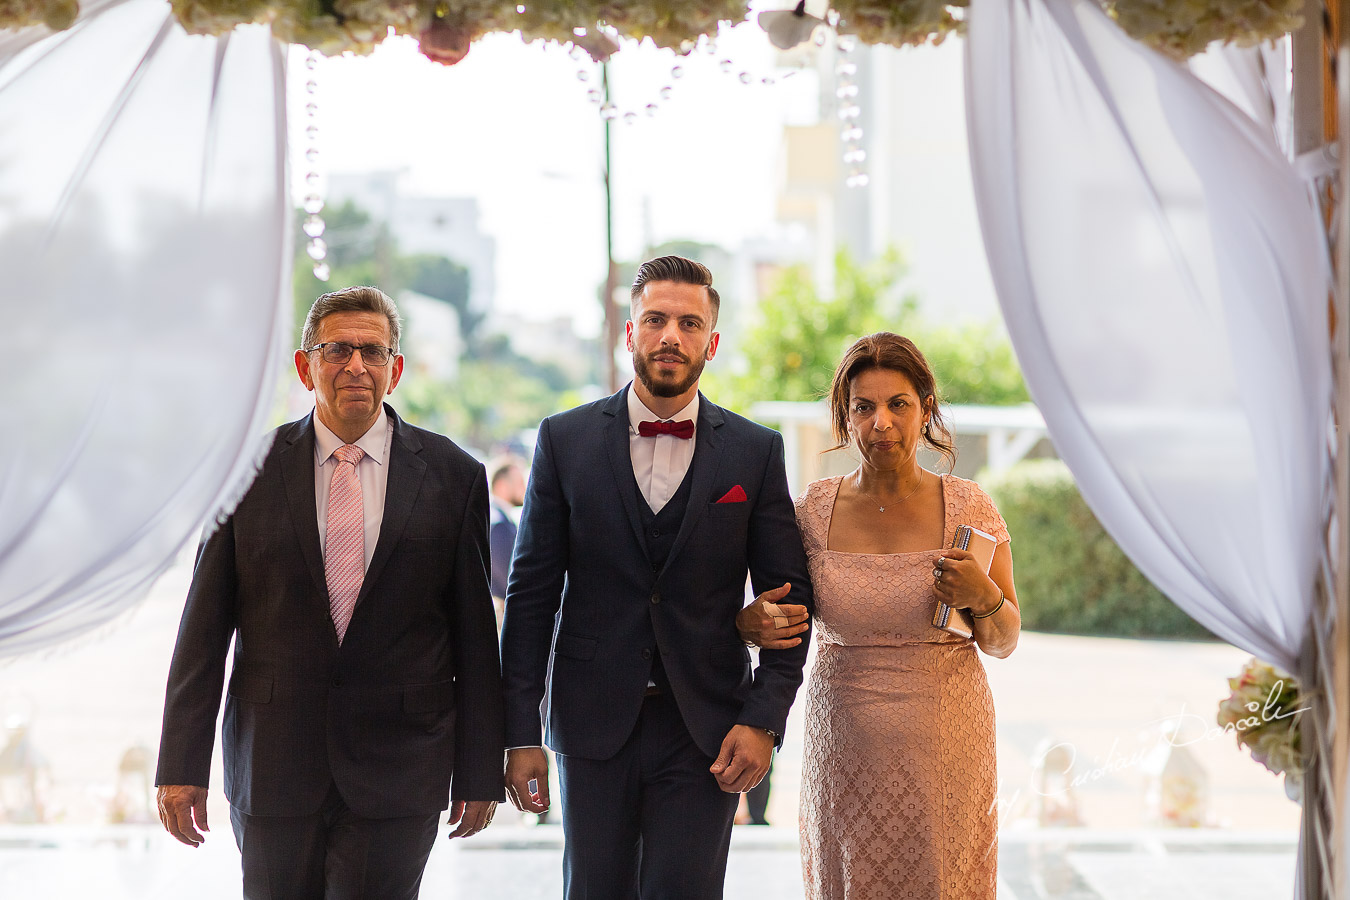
[601, 61, 622, 393]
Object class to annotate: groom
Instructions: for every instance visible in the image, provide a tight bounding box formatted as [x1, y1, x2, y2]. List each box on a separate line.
[500, 256, 812, 898]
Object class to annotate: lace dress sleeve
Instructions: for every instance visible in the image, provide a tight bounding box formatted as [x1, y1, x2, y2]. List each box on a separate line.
[793, 478, 833, 555]
[949, 476, 1011, 545]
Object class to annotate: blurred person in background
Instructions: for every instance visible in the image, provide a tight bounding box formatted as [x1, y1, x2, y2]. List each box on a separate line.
[488, 455, 528, 615]
[487, 453, 552, 823]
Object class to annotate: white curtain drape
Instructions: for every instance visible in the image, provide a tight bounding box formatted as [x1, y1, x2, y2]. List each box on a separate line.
[965, 0, 1332, 675]
[1189, 40, 1290, 157]
[0, 2, 290, 658]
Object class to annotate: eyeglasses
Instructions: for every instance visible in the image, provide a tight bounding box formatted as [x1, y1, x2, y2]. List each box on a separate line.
[306, 342, 396, 366]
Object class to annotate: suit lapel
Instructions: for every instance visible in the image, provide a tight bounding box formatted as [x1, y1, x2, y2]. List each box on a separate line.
[356, 406, 427, 609]
[278, 414, 328, 600]
[602, 386, 651, 558]
[663, 395, 725, 572]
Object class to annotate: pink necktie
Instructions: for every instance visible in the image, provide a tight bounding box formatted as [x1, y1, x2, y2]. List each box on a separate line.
[325, 444, 365, 644]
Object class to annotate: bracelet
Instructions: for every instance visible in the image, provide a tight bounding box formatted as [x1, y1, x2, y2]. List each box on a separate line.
[971, 592, 1005, 619]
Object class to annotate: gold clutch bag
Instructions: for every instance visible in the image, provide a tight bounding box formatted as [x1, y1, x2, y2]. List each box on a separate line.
[932, 524, 997, 639]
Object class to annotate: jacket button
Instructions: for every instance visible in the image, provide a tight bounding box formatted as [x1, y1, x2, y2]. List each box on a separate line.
[641, 648, 652, 660]
[651, 528, 661, 537]
[331, 677, 342, 688]
[650, 593, 661, 605]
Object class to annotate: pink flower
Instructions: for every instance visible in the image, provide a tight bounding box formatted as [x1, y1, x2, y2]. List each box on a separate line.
[420, 16, 471, 66]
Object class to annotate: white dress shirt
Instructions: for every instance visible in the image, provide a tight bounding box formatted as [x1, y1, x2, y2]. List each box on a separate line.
[314, 408, 393, 572]
[627, 386, 699, 513]
[509, 388, 701, 749]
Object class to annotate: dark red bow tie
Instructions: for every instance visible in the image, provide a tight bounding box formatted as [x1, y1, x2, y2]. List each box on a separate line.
[638, 419, 695, 440]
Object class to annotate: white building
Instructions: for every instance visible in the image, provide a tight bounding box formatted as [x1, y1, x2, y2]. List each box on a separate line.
[481, 310, 596, 386]
[771, 36, 999, 321]
[327, 170, 497, 317]
[399, 290, 463, 381]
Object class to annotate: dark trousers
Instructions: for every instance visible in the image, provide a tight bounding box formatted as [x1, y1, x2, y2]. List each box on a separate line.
[229, 782, 440, 900]
[745, 759, 772, 825]
[556, 692, 740, 900]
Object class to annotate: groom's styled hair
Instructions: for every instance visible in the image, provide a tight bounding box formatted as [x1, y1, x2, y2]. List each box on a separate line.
[630, 256, 721, 326]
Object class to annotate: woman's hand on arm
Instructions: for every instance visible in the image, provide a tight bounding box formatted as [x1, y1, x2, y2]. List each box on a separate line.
[735, 582, 811, 649]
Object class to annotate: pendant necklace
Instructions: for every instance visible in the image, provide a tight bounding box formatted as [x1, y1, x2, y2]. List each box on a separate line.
[858, 470, 925, 512]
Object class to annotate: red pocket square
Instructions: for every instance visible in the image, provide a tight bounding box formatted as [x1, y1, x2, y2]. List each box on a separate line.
[716, 485, 748, 504]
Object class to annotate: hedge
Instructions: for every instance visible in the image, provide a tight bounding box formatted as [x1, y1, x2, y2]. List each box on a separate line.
[981, 459, 1212, 640]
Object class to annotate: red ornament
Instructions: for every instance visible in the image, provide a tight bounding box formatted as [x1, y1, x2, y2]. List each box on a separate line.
[420, 18, 472, 66]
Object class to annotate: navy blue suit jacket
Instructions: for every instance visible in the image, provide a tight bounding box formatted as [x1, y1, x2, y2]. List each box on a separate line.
[156, 405, 505, 818]
[499, 387, 813, 760]
[489, 502, 518, 599]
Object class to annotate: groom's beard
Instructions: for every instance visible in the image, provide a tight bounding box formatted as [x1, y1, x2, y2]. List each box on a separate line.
[633, 346, 708, 398]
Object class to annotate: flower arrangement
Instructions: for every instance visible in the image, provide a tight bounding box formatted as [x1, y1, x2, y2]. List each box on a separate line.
[0, 0, 751, 62]
[1, 0, 78, 31]
[1108, 0, 1305, 59]
[0, 0, 1308, 64]
[1216, 657, 1306, 797]
[832, 0, 969, 48]
[813, 1, 1302, 57]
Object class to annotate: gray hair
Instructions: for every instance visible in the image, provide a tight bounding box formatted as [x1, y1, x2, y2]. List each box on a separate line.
[630, 256, 720, 324]
[300, 285, 402, 353]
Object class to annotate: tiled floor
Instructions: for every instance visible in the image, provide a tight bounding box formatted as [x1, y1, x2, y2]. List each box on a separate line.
[0, 824, 1296, 898]
[0, 557, 1305, 897]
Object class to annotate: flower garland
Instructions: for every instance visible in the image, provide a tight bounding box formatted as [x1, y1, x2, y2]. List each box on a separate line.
[171, 0, 751, 62]
[1, 0, 78, 30]
[832, 0, 968, 48]
[1215, 658, 1306, 796]
[1108, 0, 1305, 59]
[0, 0, 1306, 63]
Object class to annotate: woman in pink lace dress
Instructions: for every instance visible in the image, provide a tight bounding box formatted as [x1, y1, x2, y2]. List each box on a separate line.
[741, 333, 1020, 899]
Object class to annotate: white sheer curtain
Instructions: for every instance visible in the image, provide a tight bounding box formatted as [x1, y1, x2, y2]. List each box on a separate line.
[0, 2, 290, 658]
[1189, 40, 1290, 156]
[964, 0, 1332, 675]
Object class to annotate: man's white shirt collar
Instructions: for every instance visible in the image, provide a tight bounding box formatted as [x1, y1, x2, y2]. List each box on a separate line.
[314, 407, 389, 466]
[627, 385, 699, 433]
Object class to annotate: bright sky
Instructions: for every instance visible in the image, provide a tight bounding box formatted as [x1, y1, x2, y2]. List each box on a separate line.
[287, 23, 824, 336]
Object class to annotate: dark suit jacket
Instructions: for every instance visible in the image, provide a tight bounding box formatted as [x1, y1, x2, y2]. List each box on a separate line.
[156, 404, 505, 819]
[488, 501, 517, 599]
[499, 387, 812, 760]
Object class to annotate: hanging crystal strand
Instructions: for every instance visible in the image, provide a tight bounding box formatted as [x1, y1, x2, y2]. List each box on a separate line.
[835, 32, 868, 188]
[574, 23, 792, 125]
[301, 50, 330, 281]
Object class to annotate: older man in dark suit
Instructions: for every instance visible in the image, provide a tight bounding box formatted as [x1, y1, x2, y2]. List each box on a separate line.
[500, 256, 813, 899]
[155, 286, 504, 899]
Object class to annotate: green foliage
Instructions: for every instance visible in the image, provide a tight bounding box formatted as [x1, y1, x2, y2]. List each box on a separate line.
[292, 202, 476, 348]
[706, 246, 1029, 411]
[402, 253, 478, 342]
[293, 201, 395, 346]
[292, 199, 579, 449]
[918, 320, 1031, 407]
[983, 459, 1213, 639]
[399, 359, 580, 454]
[705, 248, 903, 409]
